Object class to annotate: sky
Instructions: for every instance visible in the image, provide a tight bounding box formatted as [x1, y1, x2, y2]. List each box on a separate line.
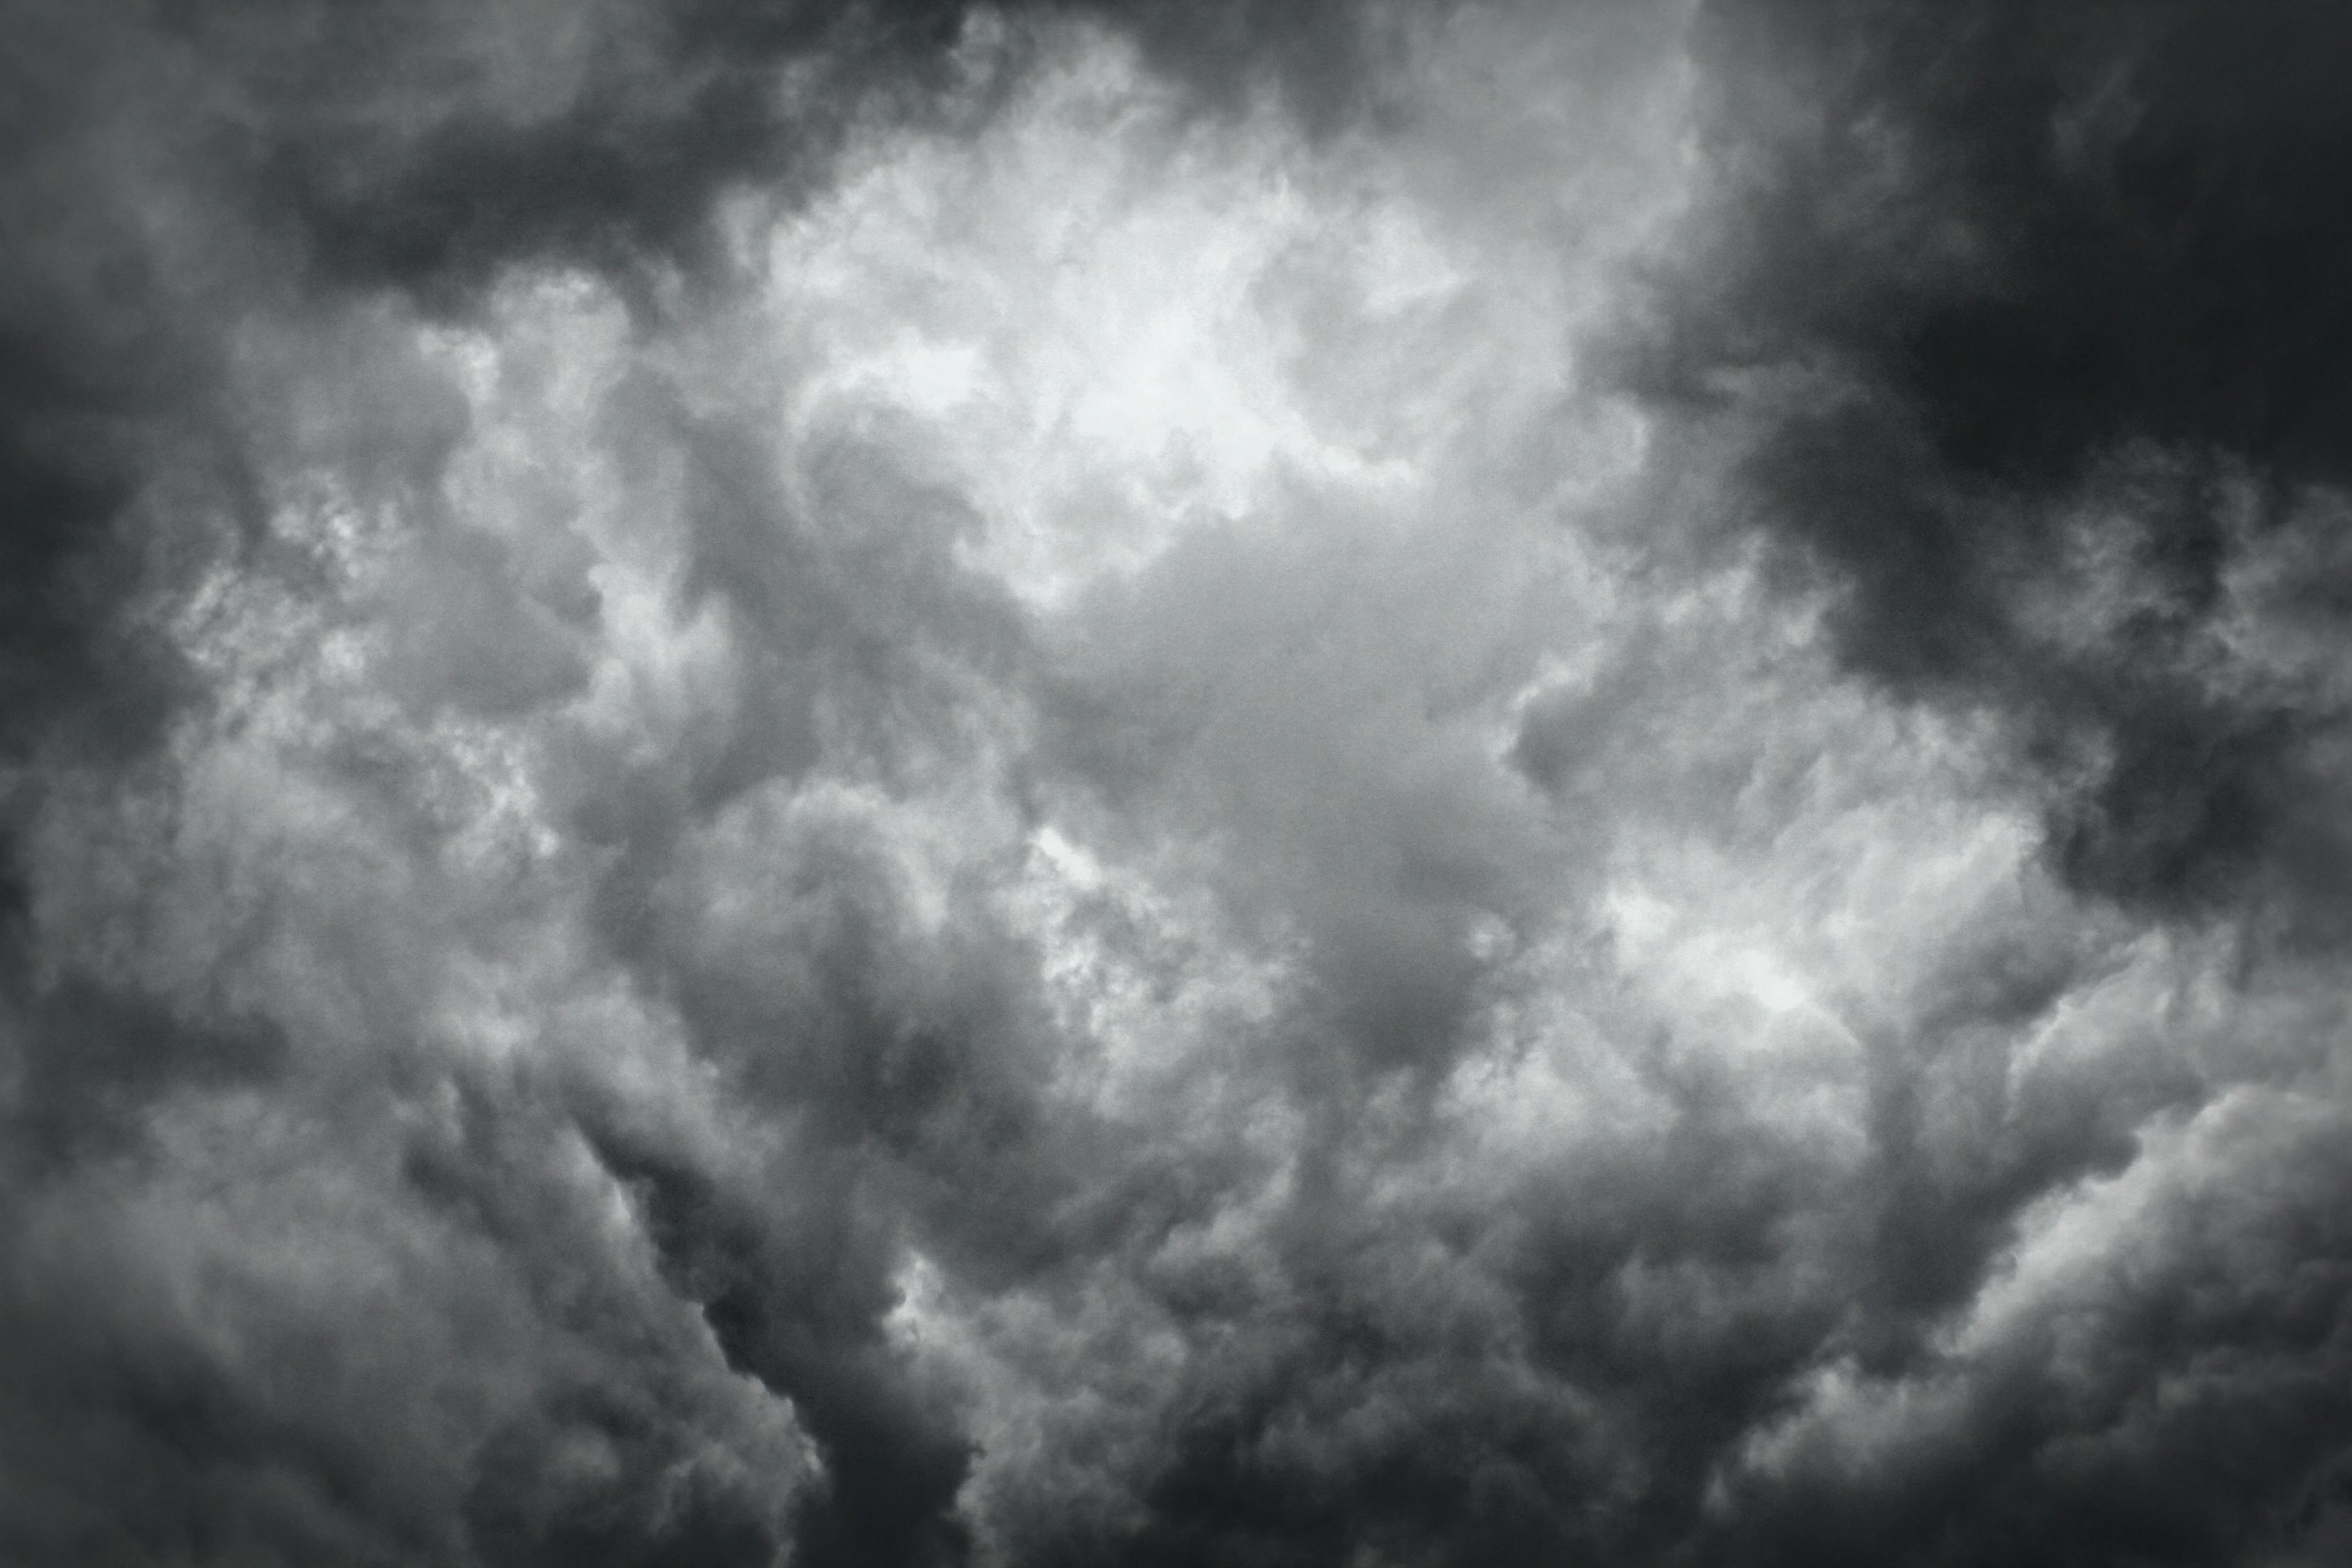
[4, 2, 2352, 1564]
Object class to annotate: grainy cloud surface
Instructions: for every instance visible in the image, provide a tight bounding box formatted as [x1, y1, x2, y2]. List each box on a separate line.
[5, 3, 2351, 1564]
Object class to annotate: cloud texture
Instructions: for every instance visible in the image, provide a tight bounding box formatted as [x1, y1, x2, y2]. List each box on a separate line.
[4, 2, 2351, 1564]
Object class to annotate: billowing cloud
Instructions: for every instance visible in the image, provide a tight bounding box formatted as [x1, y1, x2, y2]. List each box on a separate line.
[4, 3, 2350, 1566]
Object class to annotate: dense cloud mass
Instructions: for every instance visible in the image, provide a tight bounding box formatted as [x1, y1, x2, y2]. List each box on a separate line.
[4, 2, 2351, 1564]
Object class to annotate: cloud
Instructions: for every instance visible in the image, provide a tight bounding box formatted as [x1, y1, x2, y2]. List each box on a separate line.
[1629, 0, 2352, 919]
[4, 3, 2351, 1567]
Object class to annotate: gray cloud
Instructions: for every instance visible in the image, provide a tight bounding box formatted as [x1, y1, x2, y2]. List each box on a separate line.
[1628, 0, 2352, 919]
[4, 2, 2351, 1566]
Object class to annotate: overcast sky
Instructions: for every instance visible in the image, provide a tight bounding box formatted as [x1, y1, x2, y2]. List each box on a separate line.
[5, 3, 2352, 1565]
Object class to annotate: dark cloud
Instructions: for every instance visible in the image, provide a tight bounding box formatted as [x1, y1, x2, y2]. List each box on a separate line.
[254, 0, 968, 302]
[0, 5, 995, 1559]
[1622, 0, 2352, 919]
[578, 1129, 973, 1568]
[462, 1394, 782, 1568]
[6, 2, 2352, 1567]
[2, 974, 288, 1175]
[1046, 0, 1388, 133]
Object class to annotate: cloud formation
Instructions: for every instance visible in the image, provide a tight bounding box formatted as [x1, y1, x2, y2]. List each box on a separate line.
[4, 2, 2350, 1565]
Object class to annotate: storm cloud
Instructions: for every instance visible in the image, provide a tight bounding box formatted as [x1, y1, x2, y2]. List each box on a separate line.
[4, 2, 2351, 1565]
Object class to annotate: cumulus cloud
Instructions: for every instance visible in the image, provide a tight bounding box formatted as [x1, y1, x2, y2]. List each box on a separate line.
[4, 2, 2350, 1565]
